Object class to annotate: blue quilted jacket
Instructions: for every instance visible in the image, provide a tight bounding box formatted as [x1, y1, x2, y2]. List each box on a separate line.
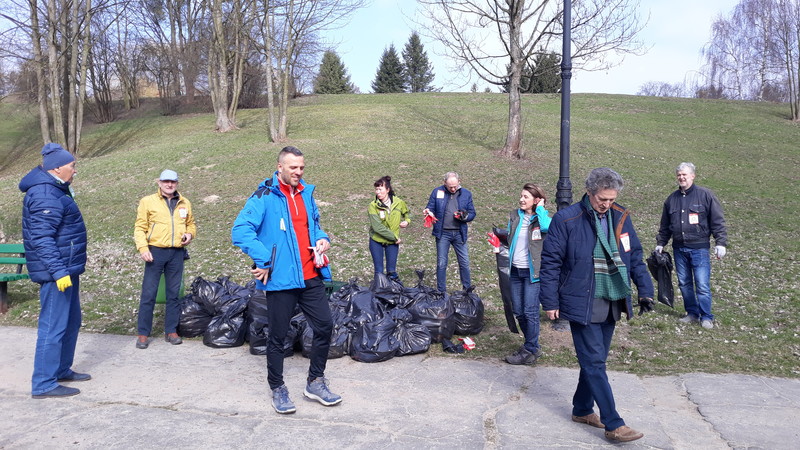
[19, 166, 87, 284]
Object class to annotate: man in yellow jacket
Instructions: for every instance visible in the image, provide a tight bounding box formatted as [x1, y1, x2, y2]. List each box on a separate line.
[133, 169, 196, 349]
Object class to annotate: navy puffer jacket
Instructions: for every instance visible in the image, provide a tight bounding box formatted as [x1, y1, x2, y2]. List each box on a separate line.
[19, 166, 87, 284]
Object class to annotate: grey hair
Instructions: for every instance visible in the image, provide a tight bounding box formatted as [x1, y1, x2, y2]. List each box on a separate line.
[585, 168, 624, 194]
[444, 171, 460, 183]
[278, 146, 303, 163]
[676, 162, 696, 174]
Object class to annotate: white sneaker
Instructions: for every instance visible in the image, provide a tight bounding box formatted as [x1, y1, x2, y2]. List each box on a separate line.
[678, 315, 699, 324]
[701, 319, 714, 329]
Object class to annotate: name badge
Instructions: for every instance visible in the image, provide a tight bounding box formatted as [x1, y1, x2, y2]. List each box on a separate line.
[620, 232, 631, 252]
[379, 211, 386, 219]
[436, 189, 445, 199]
[689, 213, 699, 224]
[531, 227, 542, 240]
[179, 208, 187, 218]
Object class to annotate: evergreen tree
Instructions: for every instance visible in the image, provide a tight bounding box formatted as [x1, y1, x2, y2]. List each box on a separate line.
[502, 51, 562, 94]
[371, 45, 406, 93]
[314, 50, 355, 94]
[402, 32, 435, 92]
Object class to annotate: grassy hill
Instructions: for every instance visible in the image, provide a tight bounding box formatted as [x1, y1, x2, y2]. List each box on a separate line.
[1, 93, 798, 377]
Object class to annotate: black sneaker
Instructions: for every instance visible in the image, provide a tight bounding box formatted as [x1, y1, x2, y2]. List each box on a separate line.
[505, 347, 539, 365]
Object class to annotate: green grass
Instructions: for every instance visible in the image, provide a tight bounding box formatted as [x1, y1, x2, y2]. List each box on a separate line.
[1, 93, 798, 377]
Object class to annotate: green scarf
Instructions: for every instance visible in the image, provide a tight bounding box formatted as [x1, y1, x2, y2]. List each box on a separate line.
[584, 196, 630, 301]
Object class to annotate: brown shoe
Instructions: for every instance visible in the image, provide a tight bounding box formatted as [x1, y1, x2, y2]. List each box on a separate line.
[136, 335, 149, 349]
[165, 333, 183, 345]
[605, 425, 644, 442]
[572, 413, 604, 428]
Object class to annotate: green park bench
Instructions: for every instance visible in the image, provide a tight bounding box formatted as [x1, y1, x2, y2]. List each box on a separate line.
[0, 243, 30, 314]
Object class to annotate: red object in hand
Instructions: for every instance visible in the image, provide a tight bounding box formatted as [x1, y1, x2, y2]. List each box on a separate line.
[487, 232, 500, 248]
[424, 214, 437, 228]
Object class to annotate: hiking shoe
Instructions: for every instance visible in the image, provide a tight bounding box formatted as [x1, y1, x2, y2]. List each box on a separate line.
[136, 336, 149, 349]
[165, 333, 183, 345]
[605, 425, 644, 442]
[271, 385, 297, 414]
[32, 385, 80, 399]
[304, 377, 342, 406]
[701, 319, 714, 329]
[504, 347, 539, 365]
[572, 413, 604, 428]
[678, 315, 699, 324]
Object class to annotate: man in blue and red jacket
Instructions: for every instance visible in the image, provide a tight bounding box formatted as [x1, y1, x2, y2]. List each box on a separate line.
[20, 143, 89, 399]
[232, 146, 339, 415]
[540, 168, 653, 443]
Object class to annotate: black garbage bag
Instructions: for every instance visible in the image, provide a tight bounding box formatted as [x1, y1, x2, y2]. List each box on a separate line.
[390, 308, 431, 356]
[329, 278, 362, 313]
[350, 314, 400, 363]
[203, 296, 248, 348]
[349, 289, 386, 325]
[450, 286, 485, 335]
[246, 290, 270, 354]
[406, 270, 455, 343]
[177, 294, 213, 338]
[647, 250, 675, 308]
[301, 307, 353, 359]
[190, 276, 226, 316]
[370, 272, 414, 308]
[493, 227, 518, 333]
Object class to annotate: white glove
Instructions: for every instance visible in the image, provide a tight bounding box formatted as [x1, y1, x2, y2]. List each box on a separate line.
[655, 245, 663, 254]
[715, 246, 726, 259]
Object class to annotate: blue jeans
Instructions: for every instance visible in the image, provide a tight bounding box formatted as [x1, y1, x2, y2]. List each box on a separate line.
[32, 277, 82, 395]
[435, 230, 472, 292]
[138, 246, 184, 336]
[570, 317, 625, 431]
[673, 247, 713, 321]
[369, 239, 399, 277]
[509, 267, 541, 354]
[266, 277, 332, 390]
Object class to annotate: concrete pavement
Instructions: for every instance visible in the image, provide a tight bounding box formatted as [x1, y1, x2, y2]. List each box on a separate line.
[2, 325, 799, 449]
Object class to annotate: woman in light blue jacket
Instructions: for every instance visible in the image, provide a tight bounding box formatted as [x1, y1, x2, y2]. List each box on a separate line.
[505, 183, 551, 365]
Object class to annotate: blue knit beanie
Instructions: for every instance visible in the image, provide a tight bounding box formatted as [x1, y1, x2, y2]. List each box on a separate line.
[41, 143, 75, 170]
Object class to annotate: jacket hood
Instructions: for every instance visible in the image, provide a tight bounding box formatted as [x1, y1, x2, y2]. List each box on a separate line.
[19, 166, 69, 194]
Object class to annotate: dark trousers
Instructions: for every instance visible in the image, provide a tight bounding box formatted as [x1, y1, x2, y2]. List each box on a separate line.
[569, 316, 625, 431]
[137, 246, 184, 336]
[266, 276, 332, 390]
[32, 277, 82, 395]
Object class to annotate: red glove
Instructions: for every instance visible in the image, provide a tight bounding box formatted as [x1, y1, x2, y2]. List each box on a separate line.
[487, 232, 500, 248]
[424, 214, 437, 228]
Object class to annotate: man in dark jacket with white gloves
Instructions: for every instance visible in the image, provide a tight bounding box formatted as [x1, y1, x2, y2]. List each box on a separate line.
[656, 162, 727, 329]
[20, 143, 89, 399]
[540, 168, 653, 443]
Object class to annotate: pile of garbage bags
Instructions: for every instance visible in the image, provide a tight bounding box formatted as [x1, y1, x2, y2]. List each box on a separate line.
[176, 270, 485, 363]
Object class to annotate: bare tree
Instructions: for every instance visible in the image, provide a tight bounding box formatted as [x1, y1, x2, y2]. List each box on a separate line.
[418, 0, 645, 158]
[206, 0, 253, 132]
[701, 0, 799, 119]
[255, 0, 366, 142]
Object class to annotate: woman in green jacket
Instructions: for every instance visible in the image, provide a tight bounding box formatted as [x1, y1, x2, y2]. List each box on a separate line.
[368, 176, 410, 283]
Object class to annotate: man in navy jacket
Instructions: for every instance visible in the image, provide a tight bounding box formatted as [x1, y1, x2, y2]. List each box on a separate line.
[540, 168, 653, 443]
[423, 172, 476, 292]
[20, 143, 89, 399]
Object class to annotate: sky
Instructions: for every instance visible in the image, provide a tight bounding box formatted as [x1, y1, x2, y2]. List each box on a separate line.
[323, 0, 742, 95]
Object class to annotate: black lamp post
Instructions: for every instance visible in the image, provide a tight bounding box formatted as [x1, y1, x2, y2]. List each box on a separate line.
[556, 0, 573, 211]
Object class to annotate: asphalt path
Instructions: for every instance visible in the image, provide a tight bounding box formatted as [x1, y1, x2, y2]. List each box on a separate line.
[2, 325, 798, 449]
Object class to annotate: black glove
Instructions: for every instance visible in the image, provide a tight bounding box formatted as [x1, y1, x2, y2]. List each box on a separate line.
[454, 209, 468, 221]
[637, 297, 655, 316]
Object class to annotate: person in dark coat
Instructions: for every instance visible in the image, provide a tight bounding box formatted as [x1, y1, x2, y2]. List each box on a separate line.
[540, 168, 653, 443]
[20, 143, 89, 399]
